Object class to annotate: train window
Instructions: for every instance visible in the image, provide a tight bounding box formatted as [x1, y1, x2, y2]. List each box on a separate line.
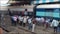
[28, 12, 33, 16]
[54, 9, 59, 12]
[45, 12, 52, 17]
[36, 12, 45, 16]
[53, 13, 59, 18]
[45, 9, 54, 12]
[36, 8, 60, 18]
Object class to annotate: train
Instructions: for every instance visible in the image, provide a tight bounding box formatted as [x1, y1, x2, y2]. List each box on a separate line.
[35, 4, 60, 20]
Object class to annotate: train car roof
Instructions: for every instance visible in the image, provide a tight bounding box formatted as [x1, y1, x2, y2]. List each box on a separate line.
[37, 4, 60, 8]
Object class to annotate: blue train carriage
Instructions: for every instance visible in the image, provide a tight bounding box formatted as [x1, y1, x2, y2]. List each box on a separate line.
[36, 4, 60, 20]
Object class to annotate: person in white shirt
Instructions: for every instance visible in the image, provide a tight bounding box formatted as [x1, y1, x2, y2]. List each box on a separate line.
[40, 17, 44, 22]
[35, 18, 41, 26]
[28, 18, 32, 30]
[18, 16, 23, 26]
[40, 17, 45, 26]
[45, 18, 50, 29]
[27, 16, 29, 19]
[50, 19, 59, 33]
[23, 16, 27, 27]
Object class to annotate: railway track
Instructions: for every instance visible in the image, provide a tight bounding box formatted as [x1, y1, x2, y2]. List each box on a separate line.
[0, 25, 36, 34]
[0, 26, 10, 32]
[18, 26, 36, 34]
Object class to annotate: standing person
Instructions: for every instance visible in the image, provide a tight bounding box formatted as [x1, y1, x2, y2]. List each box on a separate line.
[58, 22, 60, 32]
[11, 16, 14, 26]
[23, 16, 27, 27]
[8, 9, 12, 16]
[18, 16, 21, 25]
[12, 15, 18, 26]
[18, 16, 23, 26]
[40, 17, 45, 26]
[28, 17, 32, 30]
[45, 18, 50, 29]
[1, 14, 4, 26]
[50, 19, 59, 33]
[1, 14, 4, 22]
[32, 18, 36, 32]
[27, 16, 29, 24]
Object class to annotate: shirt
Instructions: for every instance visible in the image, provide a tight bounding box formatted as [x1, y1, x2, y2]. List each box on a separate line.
[28, 18, 32, 24]
[23, 17, 27, 23]
[18, 16, 23, 21]
[27, 16, 29, 19]
[12, 16, 18, 21]
[51, 19, 59, 27]
[46, 19, 50, 23]
[40, 17, 45, 22]
[36, 18, 41, 21]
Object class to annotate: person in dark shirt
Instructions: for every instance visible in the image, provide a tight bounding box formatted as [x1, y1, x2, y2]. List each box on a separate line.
[58, 22, 60, 32]
[8, 9, 12, 16]
[32, 18, 36, 32]
[58, 23, 60, 27]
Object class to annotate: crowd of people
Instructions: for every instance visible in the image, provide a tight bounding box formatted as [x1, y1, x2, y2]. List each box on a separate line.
[0, 13, 60, 33]
[10, 15, 36, 32]
[36, 17, 60, 33]
[10, 15, 60, 33]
